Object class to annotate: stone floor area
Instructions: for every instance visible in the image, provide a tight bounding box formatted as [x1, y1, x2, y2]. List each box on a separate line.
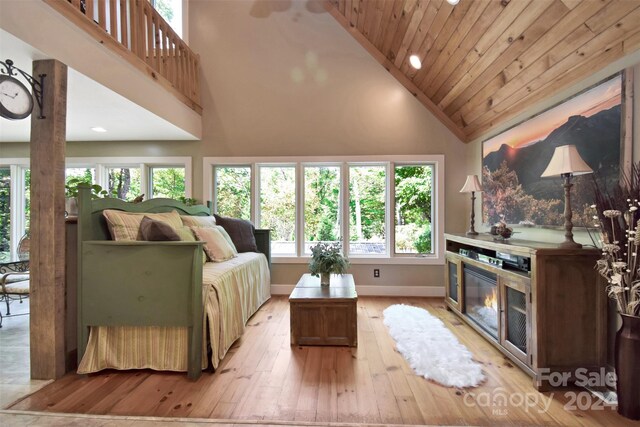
[0, 299, 50, 410]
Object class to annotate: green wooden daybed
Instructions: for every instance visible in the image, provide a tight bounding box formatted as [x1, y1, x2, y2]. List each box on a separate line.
[76, 186, 271, 379]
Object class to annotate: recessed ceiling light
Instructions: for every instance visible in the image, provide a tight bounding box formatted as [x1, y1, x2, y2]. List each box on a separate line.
[91, 127, 107, 133]
[447, 0, 460, 5]
[409, 55, 422, 70]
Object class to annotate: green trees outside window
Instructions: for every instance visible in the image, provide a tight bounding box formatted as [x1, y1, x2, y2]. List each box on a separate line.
[151, 167, 186, 199]
[395, 165, 433, 254]
[108, 167, 141, 201]
[304, 166, 340, 253]
[0, 168, 10, 258]
[214, 166, 251, 220]
[259, 166, 296, 255]
[349, 166, 386, 254]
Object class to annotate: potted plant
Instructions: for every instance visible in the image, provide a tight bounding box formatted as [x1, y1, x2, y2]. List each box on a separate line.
[591, 171, 640, 420]
[309, 242, 349, 287]
[65, 178, 113, 216]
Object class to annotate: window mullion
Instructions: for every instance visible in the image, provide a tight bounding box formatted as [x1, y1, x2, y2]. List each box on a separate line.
[296, 163, 304, 257]
[388, 162, 394, 258]
[141, 163, 149, 199]
[342, 162, 350, 257]
[253, 165, 260, 228]
[9, 165, 23, 258]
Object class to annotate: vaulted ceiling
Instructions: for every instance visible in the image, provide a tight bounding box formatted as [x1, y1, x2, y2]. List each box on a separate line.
[326, 0, 640, 142]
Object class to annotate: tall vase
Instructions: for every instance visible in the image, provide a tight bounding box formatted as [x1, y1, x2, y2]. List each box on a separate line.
[320, 272, 330, 287]
[615, 314, 640, 420]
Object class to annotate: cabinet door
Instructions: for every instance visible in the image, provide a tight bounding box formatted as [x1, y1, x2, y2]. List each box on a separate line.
[499, 276, 531, 366]
[444, 254, 463, 311]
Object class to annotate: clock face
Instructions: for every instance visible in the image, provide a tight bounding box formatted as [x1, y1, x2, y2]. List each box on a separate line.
[0, 75, 34, 120]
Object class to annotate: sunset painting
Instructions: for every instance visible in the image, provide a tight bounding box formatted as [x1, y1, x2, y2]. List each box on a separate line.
[482, 74, 622, 227]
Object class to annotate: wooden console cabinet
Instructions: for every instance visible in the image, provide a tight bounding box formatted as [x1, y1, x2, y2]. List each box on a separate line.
[444, 233, 605, 390]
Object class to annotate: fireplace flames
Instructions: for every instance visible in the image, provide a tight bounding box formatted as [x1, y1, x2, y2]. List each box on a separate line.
[484, 288, 498, 312]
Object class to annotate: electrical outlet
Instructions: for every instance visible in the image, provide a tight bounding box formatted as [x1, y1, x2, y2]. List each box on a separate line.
[374, 269, 380, 278]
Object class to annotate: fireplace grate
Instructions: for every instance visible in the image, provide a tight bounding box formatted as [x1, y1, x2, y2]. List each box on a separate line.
[506, 287, 528, 354]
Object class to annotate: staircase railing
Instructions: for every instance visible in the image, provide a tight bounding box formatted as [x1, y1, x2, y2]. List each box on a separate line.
[44, 0, 201, 113]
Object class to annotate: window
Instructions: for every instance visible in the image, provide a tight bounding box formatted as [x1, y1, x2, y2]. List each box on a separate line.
[304, 166, 341, 254]
[214, 166, 251, 219]
[107, 167, 142, 201]
[0, 168, 10, 258]
[66, 167, 95, 182]
[205, 156, 444, 264]
[395, 165, 433, 254]
[348, 165, 386, 256]
[24, 169, 30, 232]
[151, 167, 185, 199]
[2, 157, 191, 257]
[150, 0, 182, 37]
[259, 166, 296, 256]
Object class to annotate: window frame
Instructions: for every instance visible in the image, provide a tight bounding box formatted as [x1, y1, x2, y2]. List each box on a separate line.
[1, 156, 191, 256]
[301, 162, 343, 256]
[67, 156, 192, 199]
[204, 155, 445, 265]
[256, 163, 298, 257]
[392, 162, 436, 257]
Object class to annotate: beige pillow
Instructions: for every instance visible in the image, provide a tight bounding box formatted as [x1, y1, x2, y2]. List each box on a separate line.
[175, 226, 207, 265]
[215, 226, 238, 255]
[181, 215, 216, 228]
[103, 210, 183, 241]
[191, 226, 237, 262]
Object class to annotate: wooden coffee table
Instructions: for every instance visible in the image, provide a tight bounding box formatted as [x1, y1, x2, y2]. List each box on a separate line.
[289, 273, 357, 347]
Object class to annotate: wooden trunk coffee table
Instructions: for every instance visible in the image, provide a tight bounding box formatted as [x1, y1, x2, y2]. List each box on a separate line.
[289, 273, 357, 347]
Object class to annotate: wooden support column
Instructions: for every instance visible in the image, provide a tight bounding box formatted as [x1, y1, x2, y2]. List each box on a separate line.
[29, 59, 67, 380]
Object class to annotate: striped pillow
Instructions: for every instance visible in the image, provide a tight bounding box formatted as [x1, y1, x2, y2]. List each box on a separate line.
[103, 209, 183, 241]
[180, 215, 216, 228]
[215, 226, 238, 255]
[191, 226, 237, 262]
[175, 226, 207, 265]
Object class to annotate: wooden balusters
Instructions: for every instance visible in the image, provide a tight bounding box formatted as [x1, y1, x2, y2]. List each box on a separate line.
[46, 0, 201, 111]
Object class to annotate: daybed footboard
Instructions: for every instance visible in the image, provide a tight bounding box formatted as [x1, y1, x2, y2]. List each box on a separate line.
[78, 240, 204, 379]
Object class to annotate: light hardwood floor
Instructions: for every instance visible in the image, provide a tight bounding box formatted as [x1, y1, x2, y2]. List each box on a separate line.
[8, 296, 637, 426]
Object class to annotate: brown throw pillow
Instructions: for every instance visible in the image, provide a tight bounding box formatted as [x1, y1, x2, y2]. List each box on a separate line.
[214, 214, 258, 253]
[139, 216, 181, 241]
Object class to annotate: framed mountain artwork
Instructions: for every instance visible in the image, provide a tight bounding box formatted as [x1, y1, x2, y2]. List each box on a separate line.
[482, 72, 630, 228]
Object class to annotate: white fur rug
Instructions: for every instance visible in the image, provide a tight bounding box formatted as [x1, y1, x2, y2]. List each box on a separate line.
[383, 304, 485, 388]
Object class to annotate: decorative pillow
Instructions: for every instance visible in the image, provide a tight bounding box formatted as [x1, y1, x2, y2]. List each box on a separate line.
[181, 215, 216, 228]
[103, 209, 182, 241]
[214, 214, 258, 253]
[139, 216, 181, 241]
[191, 226, 237, 262]
[174, 226, 207, 265]
[216, 226, 238, 255]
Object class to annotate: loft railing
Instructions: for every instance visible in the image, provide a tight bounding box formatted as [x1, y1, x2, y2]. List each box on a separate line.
[43, 0, 201, 113]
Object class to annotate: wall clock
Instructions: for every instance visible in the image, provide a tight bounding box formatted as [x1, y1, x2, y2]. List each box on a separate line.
[0, 74, 34, 120]
[0, 59, 45, 120]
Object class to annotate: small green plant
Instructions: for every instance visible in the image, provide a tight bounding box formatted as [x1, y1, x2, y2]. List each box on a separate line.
[308, 242, 350, 277]
[178, 196, 198, 206]
[65, 178, 114, 199]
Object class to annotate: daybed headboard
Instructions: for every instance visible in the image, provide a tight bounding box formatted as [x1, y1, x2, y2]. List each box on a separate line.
[76, 185, 271, 265]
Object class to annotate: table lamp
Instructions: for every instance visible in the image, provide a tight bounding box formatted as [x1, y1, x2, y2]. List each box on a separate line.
[460, 175, 483, 236]
[541, 144, 593, 249]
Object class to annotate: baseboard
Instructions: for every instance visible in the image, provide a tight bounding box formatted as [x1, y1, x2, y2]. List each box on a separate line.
[271, 284, 445, 297]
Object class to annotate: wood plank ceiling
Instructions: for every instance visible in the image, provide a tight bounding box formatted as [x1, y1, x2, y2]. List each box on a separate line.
[326, 0, 640, 142]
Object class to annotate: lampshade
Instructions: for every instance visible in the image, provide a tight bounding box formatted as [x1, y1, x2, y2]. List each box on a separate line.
[460, 175, 482, 193]
[541, 145, 593, 178]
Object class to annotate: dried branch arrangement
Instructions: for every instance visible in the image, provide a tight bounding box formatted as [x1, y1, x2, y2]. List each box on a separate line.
[591, 164, 640, 316]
